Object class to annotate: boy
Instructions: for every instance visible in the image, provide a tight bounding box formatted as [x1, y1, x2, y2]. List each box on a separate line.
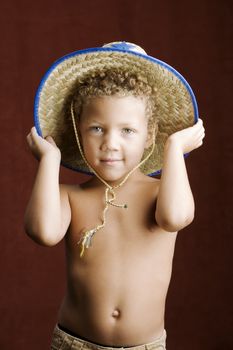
[25, 42, 205, 350]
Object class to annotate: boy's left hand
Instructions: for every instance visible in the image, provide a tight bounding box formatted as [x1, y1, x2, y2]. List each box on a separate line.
[166, 118, 205, 153]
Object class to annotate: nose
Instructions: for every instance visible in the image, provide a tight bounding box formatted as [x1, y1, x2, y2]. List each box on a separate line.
[100, 131, 119, 152]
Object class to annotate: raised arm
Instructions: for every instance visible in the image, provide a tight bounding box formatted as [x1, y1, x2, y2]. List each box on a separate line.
[24, 127, 71, 246]
[155, 119, 205, 232]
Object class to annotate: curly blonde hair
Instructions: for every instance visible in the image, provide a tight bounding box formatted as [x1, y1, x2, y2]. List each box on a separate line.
[71, 68, 158, 123]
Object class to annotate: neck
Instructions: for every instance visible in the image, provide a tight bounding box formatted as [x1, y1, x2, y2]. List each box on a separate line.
[87, 168, 145, 188]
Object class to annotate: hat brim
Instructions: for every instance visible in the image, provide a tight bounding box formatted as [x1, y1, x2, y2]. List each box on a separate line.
[34, 46, 198, 176]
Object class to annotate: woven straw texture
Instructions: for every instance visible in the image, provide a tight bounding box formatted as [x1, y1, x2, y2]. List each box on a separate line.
[37, 50, 195, 175]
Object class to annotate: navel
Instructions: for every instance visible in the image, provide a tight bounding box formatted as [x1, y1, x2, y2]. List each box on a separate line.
[111, 308, 121, 318]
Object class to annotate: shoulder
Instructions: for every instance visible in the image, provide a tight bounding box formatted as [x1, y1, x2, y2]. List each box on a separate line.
[59, 183, 82, 204]
[59, 183, 82, 194]
[142, 175, 160, 189]
[146, 176, 160, 184]
[59, 182, 93, 203]
[134, 174, 160, 199]
[148, 177, 160, 198]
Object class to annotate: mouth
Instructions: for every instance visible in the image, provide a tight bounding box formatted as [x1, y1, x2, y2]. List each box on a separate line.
[100, 158, 122, 165]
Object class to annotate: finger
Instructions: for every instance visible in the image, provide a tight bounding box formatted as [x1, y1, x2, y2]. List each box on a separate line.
[195, 124, 205, 137]
[26, 132, 34, 145]
[31, 126, 39, 137]
[195, 119, 203, 129]
[198, 127, 205, 137]
[31, 127, 45, 146]
[197, 133, 205, 143]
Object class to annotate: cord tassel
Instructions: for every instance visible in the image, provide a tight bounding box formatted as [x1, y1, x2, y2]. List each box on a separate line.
[79, 228, 97, 257]
[78, 187, 127, 257]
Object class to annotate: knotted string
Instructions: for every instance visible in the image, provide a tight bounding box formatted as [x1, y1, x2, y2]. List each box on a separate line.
[71, 100, 155, 257]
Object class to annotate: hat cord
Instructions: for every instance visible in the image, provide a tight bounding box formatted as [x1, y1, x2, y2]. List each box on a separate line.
[71, 100, 155, 257]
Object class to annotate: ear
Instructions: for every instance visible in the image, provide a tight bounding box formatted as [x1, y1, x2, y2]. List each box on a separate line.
[145, 122, 158, 148]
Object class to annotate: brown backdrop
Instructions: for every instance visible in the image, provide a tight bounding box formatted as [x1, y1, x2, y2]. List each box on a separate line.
[1, 0, 232, 349]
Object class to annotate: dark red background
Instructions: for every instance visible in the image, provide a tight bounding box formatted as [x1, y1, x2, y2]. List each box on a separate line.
[1, 0, 232, 349]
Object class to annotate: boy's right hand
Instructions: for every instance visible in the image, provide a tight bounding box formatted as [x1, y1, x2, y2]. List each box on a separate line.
[26, 126, 61, 161]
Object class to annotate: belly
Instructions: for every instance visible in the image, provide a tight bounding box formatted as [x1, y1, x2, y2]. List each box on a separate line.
[58, 233, 175, 346]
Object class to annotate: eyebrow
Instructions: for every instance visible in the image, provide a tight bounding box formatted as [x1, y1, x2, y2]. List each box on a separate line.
[86, 120, 138, 128]
[85, 119, 104, 125]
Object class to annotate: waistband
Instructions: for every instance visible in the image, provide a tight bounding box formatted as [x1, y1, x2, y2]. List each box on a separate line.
[52, 324, 166, 350]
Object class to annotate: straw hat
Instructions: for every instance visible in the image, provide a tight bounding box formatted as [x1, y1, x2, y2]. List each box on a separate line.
[34, 41, 198, 176]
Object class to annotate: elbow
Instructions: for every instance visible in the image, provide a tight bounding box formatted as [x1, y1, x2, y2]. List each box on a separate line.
[24, 218, 62, 247]
[156, 213, 195, 232]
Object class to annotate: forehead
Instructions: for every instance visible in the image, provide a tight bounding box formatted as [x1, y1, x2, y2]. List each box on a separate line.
[81, 96, 147, 124]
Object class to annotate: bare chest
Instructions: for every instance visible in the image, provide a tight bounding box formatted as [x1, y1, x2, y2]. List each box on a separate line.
[65, 184, 177, 271]
[68, 185, 156, 245]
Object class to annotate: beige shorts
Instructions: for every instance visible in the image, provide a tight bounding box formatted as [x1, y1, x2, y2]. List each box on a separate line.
[50, 324, 166, 350]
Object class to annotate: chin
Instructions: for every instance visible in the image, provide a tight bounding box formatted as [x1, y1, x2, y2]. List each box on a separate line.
[94, 169, 128, 184]
[100, 174, 125, 183]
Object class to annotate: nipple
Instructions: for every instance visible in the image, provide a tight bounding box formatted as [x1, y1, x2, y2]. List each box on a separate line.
[112, 309, 120, 318]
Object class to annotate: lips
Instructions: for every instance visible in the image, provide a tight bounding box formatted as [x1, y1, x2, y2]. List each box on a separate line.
[100, 158, 122, 164]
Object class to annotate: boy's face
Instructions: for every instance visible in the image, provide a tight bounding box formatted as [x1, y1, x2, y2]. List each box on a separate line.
[79, 96, 150, 182]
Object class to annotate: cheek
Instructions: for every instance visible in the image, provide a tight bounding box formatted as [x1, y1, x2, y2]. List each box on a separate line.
[81, 136, 99, 161]
[126, 136, 147, 159]
[82, 138, 92, 154]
